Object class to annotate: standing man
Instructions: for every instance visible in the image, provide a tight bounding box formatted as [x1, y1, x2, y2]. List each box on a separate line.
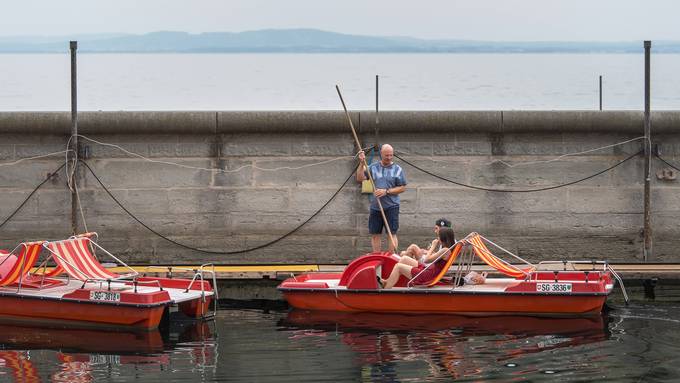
[357, 144, 407, 253]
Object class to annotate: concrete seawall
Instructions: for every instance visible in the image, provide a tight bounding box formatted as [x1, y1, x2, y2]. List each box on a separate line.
[1, 110, 679, 264]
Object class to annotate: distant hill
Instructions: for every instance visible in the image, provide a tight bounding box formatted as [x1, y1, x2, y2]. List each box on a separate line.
[0, 29, 678, 53]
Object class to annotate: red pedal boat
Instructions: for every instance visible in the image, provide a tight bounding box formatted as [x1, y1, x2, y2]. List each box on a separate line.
[0, 232, 217, 330]
[278, 233, 627, 316]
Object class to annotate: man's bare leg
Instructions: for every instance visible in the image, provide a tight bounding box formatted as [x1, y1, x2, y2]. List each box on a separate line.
[371, 234, 382, 252]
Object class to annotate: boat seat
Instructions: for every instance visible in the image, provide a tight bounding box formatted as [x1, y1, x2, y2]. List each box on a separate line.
[339, 252, 396, 287]
[345, 261, 381, 289]
[0, 253, 18, 279]
[306, 279, 340, 287]
[467, 234, 534, 278]
[0, 241, 44, 287]
[0, 246, 67, 289]
[9, 274, 67, 289]
[413, 242, 464, 287]
[43, 233, 137, 282]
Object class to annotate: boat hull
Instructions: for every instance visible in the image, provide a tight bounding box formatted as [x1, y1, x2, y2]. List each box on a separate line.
[281, 289, 607, 315]
[0, 294, 167, 330]
[279, 251, 615, 316]
[0, 276, 215, 330]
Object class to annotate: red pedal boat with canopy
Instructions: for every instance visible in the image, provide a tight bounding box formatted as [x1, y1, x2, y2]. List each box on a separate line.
[278, 232, 627, 316]
[0, 232, 217, 330]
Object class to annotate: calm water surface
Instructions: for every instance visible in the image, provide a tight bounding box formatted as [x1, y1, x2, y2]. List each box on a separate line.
[1, 299, 679, 382]
[1, 53, 679, 111]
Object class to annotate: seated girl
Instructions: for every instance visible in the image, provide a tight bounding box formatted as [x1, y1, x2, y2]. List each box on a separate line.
[379, 227, 456, 289]
[399, 218, 452, 265]
[397, 238, 438, 268]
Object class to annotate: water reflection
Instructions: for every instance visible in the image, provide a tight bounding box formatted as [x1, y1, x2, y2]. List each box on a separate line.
[1, 307, 678, 381]
[281, 310, 609, 381]
[0, 321, 217, 382]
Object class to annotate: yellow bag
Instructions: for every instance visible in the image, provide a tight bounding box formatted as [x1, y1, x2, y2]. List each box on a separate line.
[361, 180, 374, 194]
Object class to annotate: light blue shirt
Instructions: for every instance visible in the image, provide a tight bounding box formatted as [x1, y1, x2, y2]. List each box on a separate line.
[365, 162, 407, 211]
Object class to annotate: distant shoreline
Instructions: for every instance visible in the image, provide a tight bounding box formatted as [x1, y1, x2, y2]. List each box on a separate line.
[1, 29, 677, 54]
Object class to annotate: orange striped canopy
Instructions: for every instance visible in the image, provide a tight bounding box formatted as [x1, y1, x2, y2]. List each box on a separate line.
[45, 237, 119, 281]
[422, 241, 464, 287]
[466, 234, 534, 278]
[0, 241, 44, 286]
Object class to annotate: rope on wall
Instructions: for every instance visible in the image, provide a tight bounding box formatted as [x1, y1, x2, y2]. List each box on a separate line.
[0, 163, 66, 231]
[79, 159, 355, 255]
[395, 151, 642, 193]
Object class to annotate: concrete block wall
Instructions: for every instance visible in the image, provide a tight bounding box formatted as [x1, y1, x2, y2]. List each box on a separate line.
[1, 111, 679, 264]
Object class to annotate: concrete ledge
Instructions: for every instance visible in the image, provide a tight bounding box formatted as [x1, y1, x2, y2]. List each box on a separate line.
[1, 110, 678, 134]
[358, 111, 502, 133]
[0, 112, 71, 134]
[0, 111, 217, 134]
[79, 111, 217, 134]
[502, 111, 643, 133]
[217, 111, 358, 133]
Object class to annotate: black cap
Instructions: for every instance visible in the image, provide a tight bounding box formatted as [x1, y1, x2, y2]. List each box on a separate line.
[435, 218, 451, 228]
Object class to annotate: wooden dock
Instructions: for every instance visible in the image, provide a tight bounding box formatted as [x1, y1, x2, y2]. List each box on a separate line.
[98, 264, 680, 281]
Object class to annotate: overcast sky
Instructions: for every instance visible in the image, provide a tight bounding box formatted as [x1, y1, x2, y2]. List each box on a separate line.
[2, 0, 678, 41]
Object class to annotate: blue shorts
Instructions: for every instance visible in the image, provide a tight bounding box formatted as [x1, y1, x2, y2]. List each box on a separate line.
[368, 206, 399, 235]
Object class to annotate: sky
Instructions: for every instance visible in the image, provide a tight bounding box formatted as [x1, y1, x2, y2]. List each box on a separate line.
[2, 0, 678, 41]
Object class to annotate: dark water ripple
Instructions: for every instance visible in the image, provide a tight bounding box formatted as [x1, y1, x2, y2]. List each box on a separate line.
[0, 303, 679, 382]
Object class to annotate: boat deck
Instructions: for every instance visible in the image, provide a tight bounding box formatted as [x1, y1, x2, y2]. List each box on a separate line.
[305, 277, 522, 292]
[0, 279, 213, 303]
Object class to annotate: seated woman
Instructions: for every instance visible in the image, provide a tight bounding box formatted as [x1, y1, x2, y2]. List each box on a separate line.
[399, 218, 452, 265]
[379, 227, 456, 289]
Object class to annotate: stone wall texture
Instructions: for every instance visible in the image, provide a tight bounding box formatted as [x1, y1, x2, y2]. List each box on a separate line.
[1, 110, 679, 264]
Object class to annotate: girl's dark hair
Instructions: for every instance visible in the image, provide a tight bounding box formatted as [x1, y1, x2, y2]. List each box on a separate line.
[438, 227, 456, 248]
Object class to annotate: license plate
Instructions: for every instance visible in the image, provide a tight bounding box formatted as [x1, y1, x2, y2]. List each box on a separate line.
[90, 354, 121, 365]
[536, 283, 572, 293]
[89, 291, 121, 302]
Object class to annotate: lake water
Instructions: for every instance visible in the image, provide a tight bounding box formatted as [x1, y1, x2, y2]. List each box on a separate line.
[2, 295, 679, 382]
[0, 53, 679, 111]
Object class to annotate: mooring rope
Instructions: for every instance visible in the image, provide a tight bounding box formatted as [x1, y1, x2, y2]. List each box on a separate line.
[0, 163, 66, 231]
[654, 153, 680, 172]
[79, 159, 355, 255]
[77, 134, 354, 173]
[395, 150, 642, 193]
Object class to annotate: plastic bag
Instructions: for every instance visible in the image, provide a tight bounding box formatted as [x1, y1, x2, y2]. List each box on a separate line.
[463, 271, 487, 285]
[361, 180, 374, 193]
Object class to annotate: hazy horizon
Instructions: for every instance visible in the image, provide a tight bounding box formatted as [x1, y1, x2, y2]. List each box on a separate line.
[0, 29, 677, 43]
[4, 0, 679, 41]
[0, 29, 675, 54]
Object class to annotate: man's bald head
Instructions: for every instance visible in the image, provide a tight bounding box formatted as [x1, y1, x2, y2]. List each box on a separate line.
[380, 144, 394, 166]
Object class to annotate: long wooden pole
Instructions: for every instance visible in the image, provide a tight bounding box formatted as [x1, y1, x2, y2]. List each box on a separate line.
[336, 85, 397, 252]
[643, 40, 652, 261]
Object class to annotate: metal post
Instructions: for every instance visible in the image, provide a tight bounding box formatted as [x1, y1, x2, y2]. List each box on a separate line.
[599, 75, 603, 111]
[643, 40, 652, 261]
[375, 75, 380, 145]
[70, 41, 79, 235]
